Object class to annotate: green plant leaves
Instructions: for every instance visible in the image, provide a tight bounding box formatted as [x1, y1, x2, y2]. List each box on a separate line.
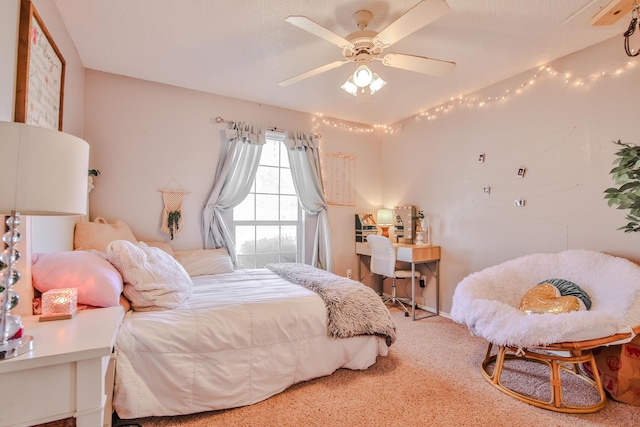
[605, 139, 640, 232]
[167, 210, 181, 240]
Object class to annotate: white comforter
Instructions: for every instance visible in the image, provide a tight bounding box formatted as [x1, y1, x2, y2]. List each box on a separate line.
[114, 269, 388, 418]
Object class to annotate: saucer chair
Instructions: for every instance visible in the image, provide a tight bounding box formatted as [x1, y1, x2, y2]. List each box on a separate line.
[451, 249, 640, 413]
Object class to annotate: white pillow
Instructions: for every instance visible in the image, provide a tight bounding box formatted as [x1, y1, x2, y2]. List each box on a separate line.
[142, 240, 174, 256]
[173, 248, 234, 276]
[107, 240, 193, 311]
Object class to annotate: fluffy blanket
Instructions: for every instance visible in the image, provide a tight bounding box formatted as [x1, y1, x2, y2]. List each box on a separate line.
[451, 250, 640, 347]
[266, 263, 396, 345]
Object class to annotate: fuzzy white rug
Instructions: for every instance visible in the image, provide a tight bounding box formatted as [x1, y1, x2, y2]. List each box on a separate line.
[451, 249, 640, 347]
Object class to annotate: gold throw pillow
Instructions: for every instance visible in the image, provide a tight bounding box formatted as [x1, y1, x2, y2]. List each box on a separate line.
[519, 283, 581, 315]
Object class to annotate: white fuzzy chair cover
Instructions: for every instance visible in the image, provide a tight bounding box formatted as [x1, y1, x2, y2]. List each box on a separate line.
[451, 249, 640, 347]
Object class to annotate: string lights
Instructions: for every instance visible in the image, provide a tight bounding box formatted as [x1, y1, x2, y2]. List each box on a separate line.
[312, 58, 637, 135]
[312, 113, 375, 135]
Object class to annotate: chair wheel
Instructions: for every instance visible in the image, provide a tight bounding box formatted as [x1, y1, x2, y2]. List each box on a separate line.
[404, 312, 409, 317]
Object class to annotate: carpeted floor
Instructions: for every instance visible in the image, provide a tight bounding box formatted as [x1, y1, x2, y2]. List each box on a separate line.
[114, 308, 639, 426]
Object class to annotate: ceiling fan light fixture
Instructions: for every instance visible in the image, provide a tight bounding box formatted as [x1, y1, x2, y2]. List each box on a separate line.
[353, 65, 373, 87]
[369, 72, 387, 94]
[341, 71, 386, 98]
[282, 2, 455, 97]
[340, 77, 358, 96]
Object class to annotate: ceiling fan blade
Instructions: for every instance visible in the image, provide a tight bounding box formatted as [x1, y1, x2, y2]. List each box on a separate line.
[373, 0, 450, 48]
[285, 16, 353, 49]
[591, 0, 635, 26]
[279, 60, 349, 86]
[381, 53, 455, 77]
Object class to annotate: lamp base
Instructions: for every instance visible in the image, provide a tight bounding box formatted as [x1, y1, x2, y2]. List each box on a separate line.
[0, 335, 33, 360]
[380, 226, 390, 237]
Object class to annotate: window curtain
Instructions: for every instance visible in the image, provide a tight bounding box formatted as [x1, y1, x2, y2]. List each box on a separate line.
[202, 122, 265, 264]
[284, 131, 334, 272]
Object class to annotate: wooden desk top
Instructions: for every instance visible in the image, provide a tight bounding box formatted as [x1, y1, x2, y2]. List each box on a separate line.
[355, 241, 440, 263]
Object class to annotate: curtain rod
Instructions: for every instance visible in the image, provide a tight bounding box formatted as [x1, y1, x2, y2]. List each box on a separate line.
[211, 116, 231, 124]
[212, 116, 283, 131]
[211, 116, 321, 138]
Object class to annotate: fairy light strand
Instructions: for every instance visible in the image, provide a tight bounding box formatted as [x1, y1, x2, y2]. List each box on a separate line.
[312, 59, 637, 135]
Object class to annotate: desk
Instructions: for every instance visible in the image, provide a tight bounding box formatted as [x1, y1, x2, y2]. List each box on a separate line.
[356, 242, 440, 320]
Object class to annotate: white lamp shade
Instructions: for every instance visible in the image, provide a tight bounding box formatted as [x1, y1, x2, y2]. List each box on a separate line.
[353, 65, 373, 87]
[0, 121, 89, 216]
[376, 208, 394, 225]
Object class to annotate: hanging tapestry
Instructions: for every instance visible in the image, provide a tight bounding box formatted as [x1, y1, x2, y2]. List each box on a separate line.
[323, 151, 356, 206]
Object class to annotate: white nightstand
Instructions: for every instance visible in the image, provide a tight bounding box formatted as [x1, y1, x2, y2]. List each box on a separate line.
[0, 306, 124, 427]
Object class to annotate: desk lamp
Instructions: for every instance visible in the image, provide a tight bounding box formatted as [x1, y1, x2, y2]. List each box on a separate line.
[0, 121, 89, 360]
[376, 208, 394, 238]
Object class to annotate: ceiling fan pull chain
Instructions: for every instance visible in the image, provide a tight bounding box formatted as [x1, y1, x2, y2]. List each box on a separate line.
[625, 1, 640, 56]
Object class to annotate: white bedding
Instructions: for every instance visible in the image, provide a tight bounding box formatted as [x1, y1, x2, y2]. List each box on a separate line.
[113, 269, 388, 419]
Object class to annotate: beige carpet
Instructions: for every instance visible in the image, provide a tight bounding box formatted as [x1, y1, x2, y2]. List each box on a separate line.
[114, 309, 639, 427]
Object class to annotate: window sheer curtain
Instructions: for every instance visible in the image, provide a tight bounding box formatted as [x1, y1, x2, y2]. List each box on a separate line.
[202, 122, 264, 264]
[284, 131, 334, 272]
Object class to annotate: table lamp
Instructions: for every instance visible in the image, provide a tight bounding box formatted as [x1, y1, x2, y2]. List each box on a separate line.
[376, 208, 394, 238]
[0, 121, 89, 360]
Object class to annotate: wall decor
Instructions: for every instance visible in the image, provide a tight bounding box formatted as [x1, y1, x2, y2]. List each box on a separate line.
[323, 151, 356, 206]
[14, 0, 65, 130]
[159, 179, 190, 240]
[517, 167, 527, 177]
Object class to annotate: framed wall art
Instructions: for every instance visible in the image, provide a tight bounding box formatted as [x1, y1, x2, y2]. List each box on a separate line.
[14, 0, 66, 131]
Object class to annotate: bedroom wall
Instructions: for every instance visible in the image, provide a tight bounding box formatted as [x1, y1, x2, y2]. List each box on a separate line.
[83, 70, 382, 278]
[380, 35, 640, 315]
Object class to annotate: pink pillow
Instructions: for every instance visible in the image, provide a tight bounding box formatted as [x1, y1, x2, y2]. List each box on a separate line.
[32, 251, 123, 308]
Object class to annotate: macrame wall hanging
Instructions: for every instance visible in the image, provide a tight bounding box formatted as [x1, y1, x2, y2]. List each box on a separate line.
[159, 179, 190, 240]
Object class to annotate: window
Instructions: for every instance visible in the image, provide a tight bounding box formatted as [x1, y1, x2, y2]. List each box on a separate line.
[232, 135, 302, 268]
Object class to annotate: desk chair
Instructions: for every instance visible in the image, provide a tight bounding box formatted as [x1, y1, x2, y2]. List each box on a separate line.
[367, 235, 420, 317]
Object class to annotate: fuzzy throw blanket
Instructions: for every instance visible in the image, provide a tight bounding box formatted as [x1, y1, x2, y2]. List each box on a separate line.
[266, 263, 396, 345]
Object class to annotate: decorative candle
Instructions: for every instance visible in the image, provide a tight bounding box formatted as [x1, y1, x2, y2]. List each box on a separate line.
[40, 288, 78, 321]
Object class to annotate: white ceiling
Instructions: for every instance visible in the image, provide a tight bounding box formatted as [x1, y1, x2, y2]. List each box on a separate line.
[53, 0, 630, 126]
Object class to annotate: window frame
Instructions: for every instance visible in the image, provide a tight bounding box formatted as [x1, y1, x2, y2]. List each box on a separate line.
[231, 132, 304, 268]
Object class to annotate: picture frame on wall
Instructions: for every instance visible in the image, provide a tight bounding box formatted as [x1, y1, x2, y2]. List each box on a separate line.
[14, 0, 66, 131]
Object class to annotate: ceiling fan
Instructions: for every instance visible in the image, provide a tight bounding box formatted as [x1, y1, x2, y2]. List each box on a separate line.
[279, 0, 456, 102]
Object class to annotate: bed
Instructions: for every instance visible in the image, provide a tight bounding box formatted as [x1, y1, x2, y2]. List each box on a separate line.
[31, 223, 393, 420]
[114, 267, 391, 418]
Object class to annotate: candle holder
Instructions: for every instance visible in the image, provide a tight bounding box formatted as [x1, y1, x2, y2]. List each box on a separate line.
[40, 288, 78, 321]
